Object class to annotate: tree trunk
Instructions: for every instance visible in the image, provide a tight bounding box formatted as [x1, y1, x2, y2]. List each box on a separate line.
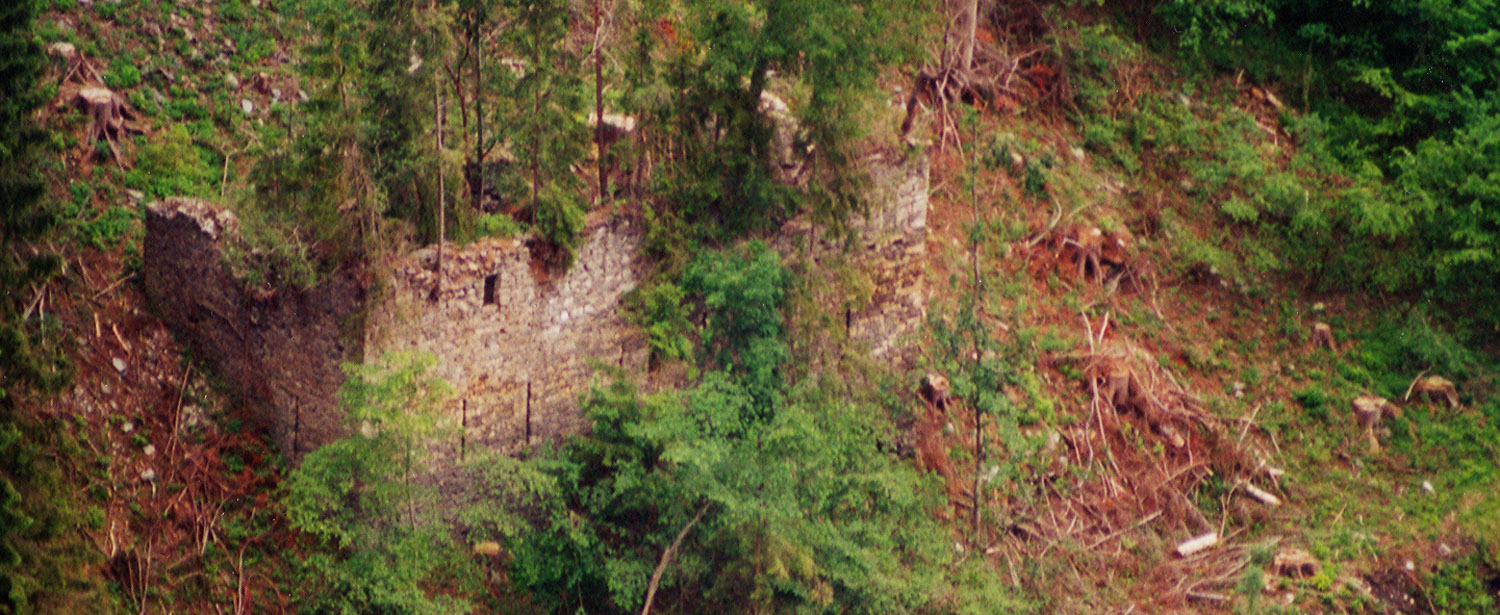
[473, 18, 484, 210]
[531, 84, 540, 216]
[593, 0, 606, 207]
[435, 67, 445, 297]
[959, 0, 977, 72]
[640, 503, 709, 615]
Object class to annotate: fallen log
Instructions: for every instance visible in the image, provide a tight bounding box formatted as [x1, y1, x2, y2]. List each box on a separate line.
[1176, 531, 1218, 557]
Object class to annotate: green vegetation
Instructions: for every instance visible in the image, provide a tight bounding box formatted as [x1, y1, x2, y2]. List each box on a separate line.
[1, 2, 90, 611]
[630, 0, 923, 246]
[1153, 0, 1500, 330]
[285, 353, 474, 615]
[8, 0, 1500, 612]
[289, 251, 1019, 614]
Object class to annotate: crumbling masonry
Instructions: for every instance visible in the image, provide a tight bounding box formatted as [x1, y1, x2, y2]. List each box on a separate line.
[144, 153, 928, 463]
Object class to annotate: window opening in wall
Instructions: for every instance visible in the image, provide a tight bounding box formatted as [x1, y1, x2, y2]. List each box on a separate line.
[483, 274, 498, 305]
[460, 398, 468, 462]
[525, 382, 533, 446]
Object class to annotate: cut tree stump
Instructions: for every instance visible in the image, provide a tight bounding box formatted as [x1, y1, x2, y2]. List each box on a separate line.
[1311, 322, 1336, 351]
[1352, 395, 1396, 451]
[74, 86, 143, 162]
[1273, 549, 1319, 578]
[921, 372, 953, 410]
[1410, 376, 1460, 409]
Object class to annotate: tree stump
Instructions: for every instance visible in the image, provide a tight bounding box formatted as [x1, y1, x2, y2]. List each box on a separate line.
[1274, 549, 1319, 578]
[1411, 376, 1460, 409]
[1351, 395, 1395, 451]
[1311, 322, 1336, 352]
[75, 86, 140, 150]
[1099, 226, 1133, 268]
[920, 372, 952, 410]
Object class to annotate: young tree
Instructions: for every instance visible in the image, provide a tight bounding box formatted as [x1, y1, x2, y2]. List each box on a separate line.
[284, 352, 473, 615]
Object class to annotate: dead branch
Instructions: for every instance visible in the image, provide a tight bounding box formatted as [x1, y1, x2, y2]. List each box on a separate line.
[640, 502, 710, 615]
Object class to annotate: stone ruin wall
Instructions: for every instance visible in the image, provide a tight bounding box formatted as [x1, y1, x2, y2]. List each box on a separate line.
[363, 217, 650, 461]
[142, 152, 928, 465]
[142, 198, 364, 461]
[773, 152, 929, 362]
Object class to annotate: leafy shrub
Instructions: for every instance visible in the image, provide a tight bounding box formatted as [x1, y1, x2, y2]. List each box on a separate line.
[74, 205, 138, 250]
[103, 58, 140, 89]
[474, 213, 523, 238]
[1293, 387, 1329, 422]
[1147, 0, 1500, 329]
[682, 242, 792, 410]
[506, 374, 960, 615]
[623, 281, 694, 368]
[1429, 554, 1498, 615]
[533, 184, 585, 267]
[1356, 312, 1476, 398]
[283, 353, 474, 615]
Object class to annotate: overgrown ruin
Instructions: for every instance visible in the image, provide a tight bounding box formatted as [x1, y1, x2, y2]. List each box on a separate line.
[144, 153, 929, 463]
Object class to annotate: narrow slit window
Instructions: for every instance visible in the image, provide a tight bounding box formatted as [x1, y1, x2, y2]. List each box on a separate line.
[483, 274, 498, 305]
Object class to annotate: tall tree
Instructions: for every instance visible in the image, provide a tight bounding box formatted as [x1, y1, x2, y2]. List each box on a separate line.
[285, 353, 470, 615]
[955, 0, 978, 71]
[630, 0, 923, 245]
[364, 0, 456, 244]
[492, 0, 587, 265]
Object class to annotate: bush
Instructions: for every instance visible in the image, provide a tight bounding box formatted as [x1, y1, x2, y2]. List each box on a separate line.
[126, 125, 213, 200]
[103, 58, 141, 89]
[283, 353, 474, 615]
[1357, 312, 1476, 398]
[623, 281, 694, 368]
[533, 184, 585, 267]
[474, 213, 524, 239]
[682, 242, 793, 410]
[505, 375, 959, 615]
[1293, 387, 1329, 423]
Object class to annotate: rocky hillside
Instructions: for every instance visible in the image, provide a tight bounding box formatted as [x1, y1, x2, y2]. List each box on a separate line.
[3, 1, 1497, 614]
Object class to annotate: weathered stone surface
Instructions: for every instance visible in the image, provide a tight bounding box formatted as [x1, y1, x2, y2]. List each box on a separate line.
[143, 153, 930, 469]
[143, 197, 365, 462]
[771, 152, 929, 363]
[365, 215, 650, 461]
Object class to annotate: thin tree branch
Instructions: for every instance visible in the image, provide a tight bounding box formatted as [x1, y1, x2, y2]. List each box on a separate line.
[640, 502, 710, 615]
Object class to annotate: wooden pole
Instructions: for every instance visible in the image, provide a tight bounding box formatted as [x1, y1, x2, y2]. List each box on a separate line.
[434, 29, 445, 298]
